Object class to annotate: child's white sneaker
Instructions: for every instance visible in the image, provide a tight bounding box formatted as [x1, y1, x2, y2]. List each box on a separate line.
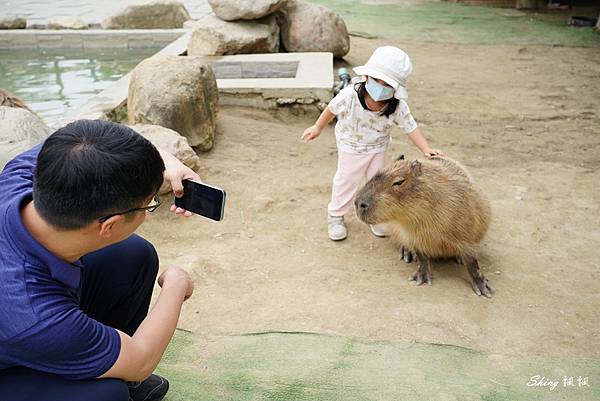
[328, 215, 347, 241]
[370, 223, 387, 237]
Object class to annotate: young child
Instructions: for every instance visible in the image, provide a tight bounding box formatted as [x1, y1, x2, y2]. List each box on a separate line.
[302, 46, 443, 241]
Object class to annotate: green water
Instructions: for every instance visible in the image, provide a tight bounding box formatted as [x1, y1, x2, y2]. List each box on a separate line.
[0, 48, 160, 126]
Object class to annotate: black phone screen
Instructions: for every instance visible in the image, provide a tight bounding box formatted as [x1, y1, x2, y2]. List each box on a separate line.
[174, 180, 226, 221]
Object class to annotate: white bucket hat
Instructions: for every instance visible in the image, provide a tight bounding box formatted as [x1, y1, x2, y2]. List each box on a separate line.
[353, 46, 412, 100]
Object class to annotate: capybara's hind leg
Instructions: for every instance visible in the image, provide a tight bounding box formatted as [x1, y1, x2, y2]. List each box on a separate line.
[464, 254, 493, 298]
[409, 252, 432, 286]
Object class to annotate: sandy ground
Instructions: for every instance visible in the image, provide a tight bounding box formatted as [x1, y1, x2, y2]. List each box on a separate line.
[140, 37, 600, 359]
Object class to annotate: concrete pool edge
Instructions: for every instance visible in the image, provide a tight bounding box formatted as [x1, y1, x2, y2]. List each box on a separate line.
[0, 29, 188, 50]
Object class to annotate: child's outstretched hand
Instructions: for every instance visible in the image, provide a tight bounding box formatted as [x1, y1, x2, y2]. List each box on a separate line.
[301, 125, 322, 142]
[423, 148, 445, 158]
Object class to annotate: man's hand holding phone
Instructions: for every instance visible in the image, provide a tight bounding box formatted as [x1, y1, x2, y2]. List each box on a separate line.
[174, 179, 226, 221]
[156, 148, 226, 220]
[157, 148, 202, 218]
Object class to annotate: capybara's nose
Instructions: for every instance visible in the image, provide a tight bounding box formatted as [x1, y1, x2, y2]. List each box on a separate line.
[355, 193, 371, 212]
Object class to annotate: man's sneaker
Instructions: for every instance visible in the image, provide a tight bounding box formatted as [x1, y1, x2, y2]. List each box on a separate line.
[370, 223, 387, 238]
[328, 215, 347, 241]
[128, 374, 169, 401]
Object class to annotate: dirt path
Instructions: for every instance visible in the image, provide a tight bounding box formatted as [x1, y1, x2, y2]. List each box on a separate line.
[140, 37, 600, 359]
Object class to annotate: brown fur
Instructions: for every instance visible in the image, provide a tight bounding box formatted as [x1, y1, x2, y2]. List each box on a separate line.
[0, 89, 34, 113]
[355, 155, 493, 297]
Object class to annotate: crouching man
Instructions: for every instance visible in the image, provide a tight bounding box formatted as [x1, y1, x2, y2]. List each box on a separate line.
[0, 120, 199, 401]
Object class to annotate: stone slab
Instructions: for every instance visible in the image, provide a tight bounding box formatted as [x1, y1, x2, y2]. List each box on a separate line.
[202, 52, 333, 109]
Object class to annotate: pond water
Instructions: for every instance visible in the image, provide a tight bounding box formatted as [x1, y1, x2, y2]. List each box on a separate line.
[0, 48, 160, 126]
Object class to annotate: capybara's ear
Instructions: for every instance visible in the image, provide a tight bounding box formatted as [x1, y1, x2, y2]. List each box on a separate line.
[410, 160, 422, 176]
[396, 154, 405, 161]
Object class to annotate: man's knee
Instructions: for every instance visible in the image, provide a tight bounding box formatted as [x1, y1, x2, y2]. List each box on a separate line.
[83, 234, 159, 286]
[113, 235, 159, 291]
[125, 235, 159, 280]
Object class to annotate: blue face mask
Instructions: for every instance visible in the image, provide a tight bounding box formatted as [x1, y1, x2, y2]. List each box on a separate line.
[365, 77, 395, 101]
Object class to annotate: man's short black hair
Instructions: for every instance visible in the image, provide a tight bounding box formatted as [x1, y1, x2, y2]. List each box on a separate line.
[33, 120, 165, 230]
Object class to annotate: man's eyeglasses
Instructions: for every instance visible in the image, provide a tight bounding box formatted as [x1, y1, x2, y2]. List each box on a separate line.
[98, 195, 162, 223]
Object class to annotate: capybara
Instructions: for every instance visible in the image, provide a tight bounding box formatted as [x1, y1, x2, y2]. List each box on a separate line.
[354, 155, 493, 297]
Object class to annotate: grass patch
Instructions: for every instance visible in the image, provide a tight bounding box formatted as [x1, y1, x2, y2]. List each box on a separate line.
[158, 332, 600, 401]
[308, 0, 600, 47]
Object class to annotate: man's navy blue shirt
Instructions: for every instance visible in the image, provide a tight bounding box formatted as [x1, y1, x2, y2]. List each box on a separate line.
[0, 146, 120, 379]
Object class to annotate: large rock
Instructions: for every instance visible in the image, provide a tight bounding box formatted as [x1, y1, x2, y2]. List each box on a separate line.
[130, 124, 201, 194]
[187, 14, 279, 56]
[101, 1, 190, 29]
[0, 107, 51, 170]
[0, 16, 26, 29]
[1, 89, 35, 114]
[277, 0, 349, 58]
[208, 0, 285, 21]
[128, 55, 218, 151]
[597, 14, 600, 32]
[48, 16, 87, 30]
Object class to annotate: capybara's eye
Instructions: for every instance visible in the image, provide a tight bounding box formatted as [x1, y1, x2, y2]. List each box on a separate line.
[393, 178, 405, 186]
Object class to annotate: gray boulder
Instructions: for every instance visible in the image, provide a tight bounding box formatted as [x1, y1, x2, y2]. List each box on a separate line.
[128, 55, 218, 151]
[1, 89, 35, 114]
[187, 13, 279, 56]
[48, 16, 87, 30]
[0, 107, 51, 170]
[101, 1, 190, 29]
[0, 16, 26, 29]
[130, 124, 201, 194]
[277, 0, 349, 58]
[208, 0, 285, 21]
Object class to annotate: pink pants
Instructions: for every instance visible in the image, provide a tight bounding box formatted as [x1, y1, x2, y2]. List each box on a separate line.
[328, 151, 386, 217]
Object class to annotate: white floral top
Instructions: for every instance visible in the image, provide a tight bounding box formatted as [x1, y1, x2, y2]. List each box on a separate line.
[328, 85, 418, 154]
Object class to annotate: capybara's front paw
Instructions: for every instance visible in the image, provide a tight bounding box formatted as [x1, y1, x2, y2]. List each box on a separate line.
[471, 276, 493, 298]
[409, 267, 432, 286]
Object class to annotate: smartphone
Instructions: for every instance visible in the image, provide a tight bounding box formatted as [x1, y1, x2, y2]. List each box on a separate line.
[175, 179, 226, 221]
